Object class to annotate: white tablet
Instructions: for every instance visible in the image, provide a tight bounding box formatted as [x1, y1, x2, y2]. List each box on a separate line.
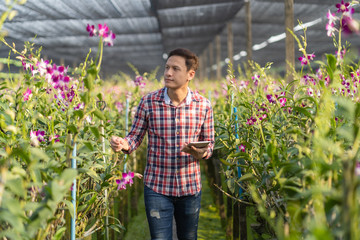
[187, 141, 211, 148]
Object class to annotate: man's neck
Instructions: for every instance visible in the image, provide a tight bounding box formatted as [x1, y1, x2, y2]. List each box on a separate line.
[167, 87, 188, 106]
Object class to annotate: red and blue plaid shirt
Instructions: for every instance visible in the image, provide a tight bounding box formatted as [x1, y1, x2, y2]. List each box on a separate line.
[124, 87, 214, 196]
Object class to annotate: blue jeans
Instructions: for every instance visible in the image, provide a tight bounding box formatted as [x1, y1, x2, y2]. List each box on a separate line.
[144, 185, 201, 240]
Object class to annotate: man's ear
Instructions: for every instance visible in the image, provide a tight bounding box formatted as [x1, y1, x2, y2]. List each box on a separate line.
[188, 70, 195, 81]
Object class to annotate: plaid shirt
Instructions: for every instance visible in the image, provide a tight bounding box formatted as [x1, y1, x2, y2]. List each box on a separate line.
[124, 87, 214, 196]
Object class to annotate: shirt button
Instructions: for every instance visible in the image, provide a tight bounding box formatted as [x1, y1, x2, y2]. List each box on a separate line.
[176, 131, 180, 135]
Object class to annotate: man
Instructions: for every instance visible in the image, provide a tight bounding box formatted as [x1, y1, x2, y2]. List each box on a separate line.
[110, 48, 214, 240]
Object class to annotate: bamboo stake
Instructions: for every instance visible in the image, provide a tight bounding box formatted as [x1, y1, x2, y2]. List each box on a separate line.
[285, 0, 295, 82]
[216, 35, 222, 81]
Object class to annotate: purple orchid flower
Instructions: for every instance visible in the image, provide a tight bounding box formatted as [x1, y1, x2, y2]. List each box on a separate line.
[336, 0, 350, 13]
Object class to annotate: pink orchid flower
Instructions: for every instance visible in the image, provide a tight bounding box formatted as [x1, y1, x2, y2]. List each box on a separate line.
[98, 23, 109, 37]
[23, 88, 32, 101]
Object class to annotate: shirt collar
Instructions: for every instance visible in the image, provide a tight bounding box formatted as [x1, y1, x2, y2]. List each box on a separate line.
[164, 87, 192, 105]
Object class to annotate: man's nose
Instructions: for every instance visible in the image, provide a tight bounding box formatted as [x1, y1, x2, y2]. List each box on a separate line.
[165, 69, 172, 76]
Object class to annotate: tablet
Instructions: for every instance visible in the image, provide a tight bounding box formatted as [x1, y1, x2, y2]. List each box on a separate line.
[187, 141, 211, 148]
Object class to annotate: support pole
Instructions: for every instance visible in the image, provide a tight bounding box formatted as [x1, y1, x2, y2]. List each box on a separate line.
[285, 0, 295, 82]
[203, 48, 209, 80]
[245, 0, 252, 64]
[209, 42, 214, 80]
[71, 142, 77, 240]
[199, 55, 204, 81]
[216, 35, 222, 81]
[227, 22, 234, 66]
[98, 100, 109, 240]
[233, 107, 247, 240]
[124, 97, 129, 172]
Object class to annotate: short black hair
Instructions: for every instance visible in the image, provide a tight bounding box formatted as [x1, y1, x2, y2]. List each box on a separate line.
[167, 48, 199, 71]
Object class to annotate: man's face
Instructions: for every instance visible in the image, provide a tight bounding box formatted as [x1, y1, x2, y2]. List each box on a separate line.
[164, 55, 195, 90]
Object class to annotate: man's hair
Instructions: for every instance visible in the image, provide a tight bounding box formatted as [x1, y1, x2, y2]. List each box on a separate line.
[168, 48, 199, 72]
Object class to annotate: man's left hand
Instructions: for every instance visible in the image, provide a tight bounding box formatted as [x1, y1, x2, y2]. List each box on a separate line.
[181, 143, 208, 159]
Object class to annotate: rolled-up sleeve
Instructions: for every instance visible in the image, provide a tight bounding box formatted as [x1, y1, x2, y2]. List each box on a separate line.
[123, 97, 148, 154]
[200, 103, 215, 159]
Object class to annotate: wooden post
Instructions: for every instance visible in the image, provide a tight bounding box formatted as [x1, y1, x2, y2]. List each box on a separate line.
[216, 35, 222, 81]
[245, 0, 252, 64]
[65, 134, 72, 240]
[203, 48, 208, 80]
[227, 22, 234, 66]
[199, 54, 204, 81]
[226, 189, 233, 239]
[209, 42, 214, 80]
[285, 0, 295, 82]
[239, 202, 247, 240]
[233, 201, 240, 240]
[211, 155, 226, 227]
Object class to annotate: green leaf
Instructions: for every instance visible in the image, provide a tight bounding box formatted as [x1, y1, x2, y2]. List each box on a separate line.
[261, 233, 273, 239]
[73, 110, 84, 119]
[239, 173, 256, 182]
[293, 107, 314, 119]
[226, 178, 236, 194]
[67, 124, 78, 134]
[6, 178, 26, 198]
[83, 141, 94, 151]
[84, 65, 97, 91]
[80, 92, 89, 105]
[50, 169, 77, 203]
[86, 168, 101, 182]
[10, 166, 27, 177]
[326, 54, 337, 72]
[266, 142, 277, 160]
[219, 158, 235, 167]
[109, 224, 125, 233]
[30, 147, 49, 162]
[53, 227, 66, 240]
[49, 142, 65, 149]
[62, 200, 75, 218]
[282, 185, 301, 196]
[97, 93, 103, 101]
[83, 77, 93, 91]
[90, 126, 100, 138]
[93, 109, 106, 121]
[60, 169, 78, 186]
[326, 54, 337, 82]
[326, 65, 334, 82]
[0, 208, 24, 233]
[82, 193, 98, 215]
[3, 197, 24, 217]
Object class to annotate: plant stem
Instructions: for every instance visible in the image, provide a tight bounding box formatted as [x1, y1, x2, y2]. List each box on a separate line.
[96, 37, 103, 71]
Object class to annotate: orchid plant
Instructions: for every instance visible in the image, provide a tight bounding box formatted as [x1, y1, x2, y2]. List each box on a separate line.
[215, 1, 360, 239]
[0, 17, 146, 239]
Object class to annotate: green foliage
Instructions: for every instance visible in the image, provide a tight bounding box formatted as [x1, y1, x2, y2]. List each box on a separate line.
[215, 22, 360, 239]
[0, 7, 155, 238]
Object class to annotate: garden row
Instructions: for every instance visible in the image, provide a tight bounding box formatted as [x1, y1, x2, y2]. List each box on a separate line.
[1, 1, 360, 240]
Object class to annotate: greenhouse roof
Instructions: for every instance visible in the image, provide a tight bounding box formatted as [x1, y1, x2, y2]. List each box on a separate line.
[0, 0, 359, 78]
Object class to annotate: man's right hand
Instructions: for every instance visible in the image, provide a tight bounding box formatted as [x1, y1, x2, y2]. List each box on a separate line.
[110, 136, 130, 152]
